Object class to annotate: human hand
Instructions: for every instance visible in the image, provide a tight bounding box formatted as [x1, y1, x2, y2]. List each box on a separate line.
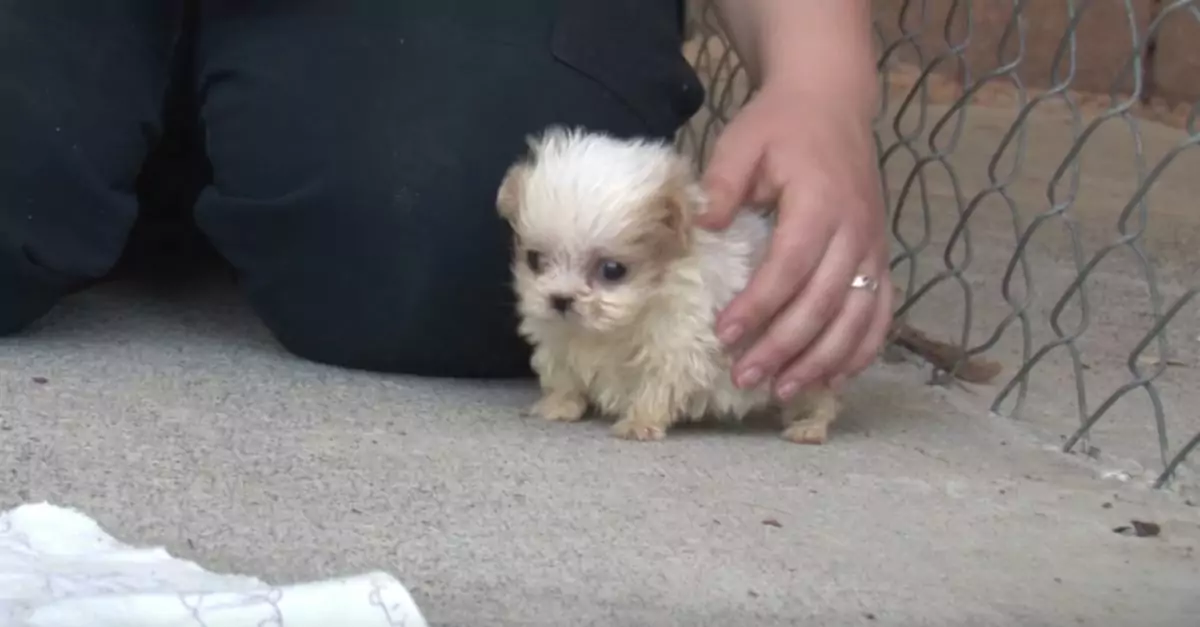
[696, 82, 893, 401]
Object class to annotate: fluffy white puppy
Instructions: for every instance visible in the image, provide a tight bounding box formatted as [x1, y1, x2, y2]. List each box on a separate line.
[496, 126, 840, 443]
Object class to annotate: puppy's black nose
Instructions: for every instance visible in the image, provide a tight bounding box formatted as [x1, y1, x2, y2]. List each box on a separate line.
[550, 295, 574, 314]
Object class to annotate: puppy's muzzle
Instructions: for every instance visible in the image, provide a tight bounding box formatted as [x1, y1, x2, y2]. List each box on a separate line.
[549, 294, 574, 315]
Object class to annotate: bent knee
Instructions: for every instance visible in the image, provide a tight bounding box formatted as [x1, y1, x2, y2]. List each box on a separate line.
[0, 251, 74, 336]
[242, 237, 533, 378]
[262, 295, 533, 378]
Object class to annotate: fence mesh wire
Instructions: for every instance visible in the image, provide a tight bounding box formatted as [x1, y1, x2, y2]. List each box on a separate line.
[679, 0, 1200, 490]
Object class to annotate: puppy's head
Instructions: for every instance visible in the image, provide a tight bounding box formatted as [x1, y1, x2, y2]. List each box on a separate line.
[496, 126, 704, 335]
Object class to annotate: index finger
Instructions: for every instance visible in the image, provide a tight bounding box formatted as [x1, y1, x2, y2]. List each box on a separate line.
[696, 122, 763, 231]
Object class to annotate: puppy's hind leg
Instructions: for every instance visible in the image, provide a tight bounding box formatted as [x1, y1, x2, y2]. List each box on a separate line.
[780, 386, 841, 445]
[528, 345, 589, 423]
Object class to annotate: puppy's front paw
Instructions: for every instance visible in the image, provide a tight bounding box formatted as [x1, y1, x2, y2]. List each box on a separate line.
[781, 387, 839, 445]
[529, 393, 588, 423]
[782, 420, 828, 445]
[611, 418, 667, 441]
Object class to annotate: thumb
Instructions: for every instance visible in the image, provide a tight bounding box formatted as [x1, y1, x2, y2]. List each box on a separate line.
[696, 122, 763, 231]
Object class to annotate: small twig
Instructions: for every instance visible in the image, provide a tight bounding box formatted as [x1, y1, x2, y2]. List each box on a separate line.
[888, 322, 1003, 384]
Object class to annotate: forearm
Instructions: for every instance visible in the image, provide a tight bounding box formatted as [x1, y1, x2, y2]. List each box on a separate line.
[712, 0, 878, 118]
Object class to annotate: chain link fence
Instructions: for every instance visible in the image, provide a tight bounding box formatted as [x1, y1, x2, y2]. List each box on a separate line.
[679, 0, 1200, 491]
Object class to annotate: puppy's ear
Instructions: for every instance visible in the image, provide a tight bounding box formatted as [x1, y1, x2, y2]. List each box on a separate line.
[654, 163, 703, 255]
[496, 160, 531, 223]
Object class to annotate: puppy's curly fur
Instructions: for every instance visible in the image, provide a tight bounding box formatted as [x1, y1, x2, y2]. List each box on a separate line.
[496, 127, 840, 443]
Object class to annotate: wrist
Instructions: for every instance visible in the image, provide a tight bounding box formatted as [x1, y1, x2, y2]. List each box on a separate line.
[759, 65, 880, 125]
[753, 0, 879, 120]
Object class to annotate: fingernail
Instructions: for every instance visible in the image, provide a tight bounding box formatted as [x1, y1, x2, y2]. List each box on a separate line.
[737, 367, 763, 389]
[776, 381, 799, 401]
[718, 323, 743, 346]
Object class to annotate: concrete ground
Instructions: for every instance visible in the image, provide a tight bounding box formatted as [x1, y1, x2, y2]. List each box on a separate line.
[2, 276, 1198, 627]
[3, 47, 1200, 627]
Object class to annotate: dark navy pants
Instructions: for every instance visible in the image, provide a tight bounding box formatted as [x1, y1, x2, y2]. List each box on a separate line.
[0, 0, 704, 376]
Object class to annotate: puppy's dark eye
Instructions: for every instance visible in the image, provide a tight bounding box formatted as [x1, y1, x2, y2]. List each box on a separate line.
[599, 260, 627, 282]
[525, 250, 542, 272]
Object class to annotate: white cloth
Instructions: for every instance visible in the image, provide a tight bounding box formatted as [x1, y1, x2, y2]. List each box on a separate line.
[0, 503, 428, 627]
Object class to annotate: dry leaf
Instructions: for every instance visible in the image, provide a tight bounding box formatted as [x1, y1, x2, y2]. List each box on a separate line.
[1114, 520, 1161, 538]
